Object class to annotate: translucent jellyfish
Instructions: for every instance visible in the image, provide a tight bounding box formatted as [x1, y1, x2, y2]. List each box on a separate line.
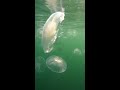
[46, 55, 67, 73]
[67, 30, 78, 38]
[73, 48, 82, 55]
[41, 12, 65, 53]
[35, 56, 46, 73]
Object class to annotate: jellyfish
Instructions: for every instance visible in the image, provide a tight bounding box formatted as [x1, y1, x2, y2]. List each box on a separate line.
[73, 48, 82, 55]
[35, 56, 46, 73]
[46, 55, 67, 73]
[41, 11, 65, 53]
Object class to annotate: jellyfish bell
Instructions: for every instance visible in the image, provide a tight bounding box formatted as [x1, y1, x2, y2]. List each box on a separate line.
[42, 11, 65, 53]
[73, 48, 82, 55]
[35, 56, 46, 73]
[46, 55, 67, 73]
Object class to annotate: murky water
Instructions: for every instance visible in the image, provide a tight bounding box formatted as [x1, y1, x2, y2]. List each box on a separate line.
[35, 0, 85, 90]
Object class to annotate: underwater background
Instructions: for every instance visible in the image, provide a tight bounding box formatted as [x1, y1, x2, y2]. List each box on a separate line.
[35, 0, 85, 90]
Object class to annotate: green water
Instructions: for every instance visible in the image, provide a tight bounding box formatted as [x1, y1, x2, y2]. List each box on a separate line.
[35, 0, 85, 90]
